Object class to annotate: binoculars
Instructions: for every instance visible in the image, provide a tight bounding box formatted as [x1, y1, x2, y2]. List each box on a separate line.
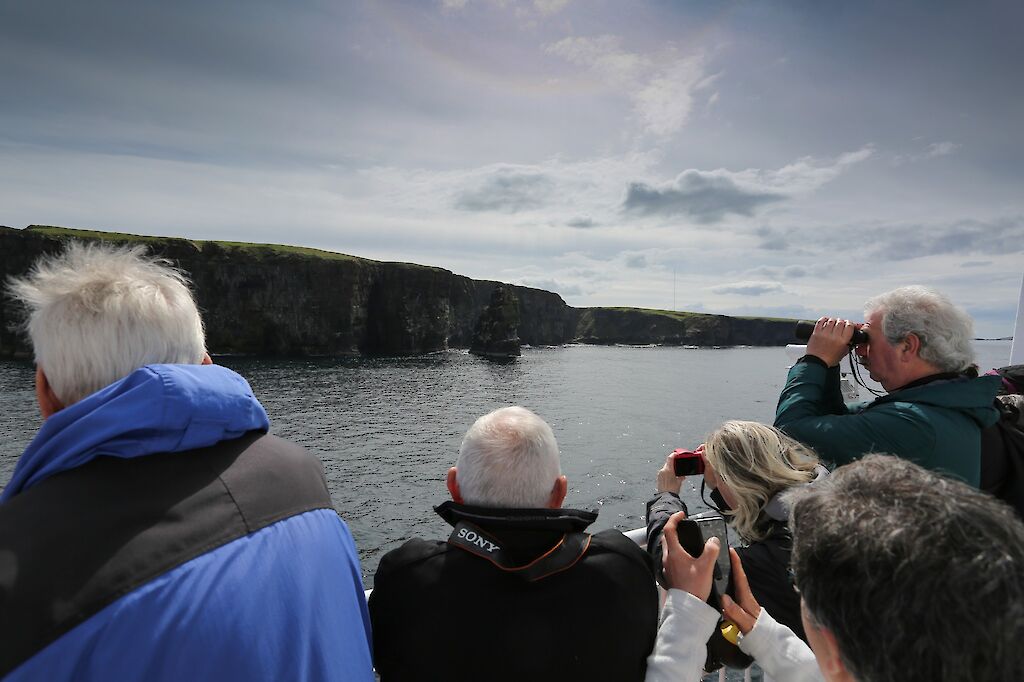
[794, 319, 869, 345]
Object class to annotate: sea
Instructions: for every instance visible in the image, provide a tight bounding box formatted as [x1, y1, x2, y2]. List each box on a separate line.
[1, 340, 1012, 587]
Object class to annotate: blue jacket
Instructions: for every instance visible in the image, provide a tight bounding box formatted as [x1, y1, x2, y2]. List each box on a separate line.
[0, 364, 374, 681]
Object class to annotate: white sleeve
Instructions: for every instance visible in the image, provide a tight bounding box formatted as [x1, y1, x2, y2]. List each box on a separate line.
[738, 608, 825, 682]
[644, 590, 720, 682]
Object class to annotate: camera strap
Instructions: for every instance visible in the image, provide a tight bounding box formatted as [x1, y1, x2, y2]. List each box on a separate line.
[447, 520, 592, 582]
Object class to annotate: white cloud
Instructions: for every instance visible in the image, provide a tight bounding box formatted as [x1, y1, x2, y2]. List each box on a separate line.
[709, 281, 786, 296]
[926, 141, 959, 158]
[545, 36, 711, 137]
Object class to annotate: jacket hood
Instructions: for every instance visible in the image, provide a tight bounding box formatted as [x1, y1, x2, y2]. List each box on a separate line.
[435, 501, 598, 533]
[762, 464, 830, 523]
[870, 374, 1001, 427]
[2, 364, 269, 502]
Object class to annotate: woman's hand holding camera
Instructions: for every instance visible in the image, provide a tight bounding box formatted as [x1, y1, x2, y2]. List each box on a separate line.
[657, 453, 685, 494]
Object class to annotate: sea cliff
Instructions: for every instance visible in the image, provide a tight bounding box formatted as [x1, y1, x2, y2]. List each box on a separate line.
[0, 226, 797, 358]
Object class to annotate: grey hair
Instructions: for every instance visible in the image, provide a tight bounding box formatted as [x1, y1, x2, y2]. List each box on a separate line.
[6, 241, 207, 405]
[455, 406, 561, 508]
[703, 421, 819, 542]
[787, 455, 1024, 682]
[864, 286, 975, 372]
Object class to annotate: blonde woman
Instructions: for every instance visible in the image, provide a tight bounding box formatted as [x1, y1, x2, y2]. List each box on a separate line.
[647, 420, 828, 642]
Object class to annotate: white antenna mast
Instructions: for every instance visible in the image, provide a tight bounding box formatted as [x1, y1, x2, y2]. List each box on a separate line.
[1010, 272, 1024, 365]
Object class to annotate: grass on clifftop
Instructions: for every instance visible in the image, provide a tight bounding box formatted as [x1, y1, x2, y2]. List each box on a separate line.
[26, 225, 366, 264]
[591, 306, 797, 324]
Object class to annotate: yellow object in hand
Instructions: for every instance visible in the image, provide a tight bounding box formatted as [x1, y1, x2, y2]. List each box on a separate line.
[720, 619, 742, 645]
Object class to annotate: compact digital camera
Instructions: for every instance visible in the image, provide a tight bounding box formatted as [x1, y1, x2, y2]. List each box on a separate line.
[671, 448, 705, 476]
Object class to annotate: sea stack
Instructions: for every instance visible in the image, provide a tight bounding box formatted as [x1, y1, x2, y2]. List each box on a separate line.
[470, 285, 521, 358]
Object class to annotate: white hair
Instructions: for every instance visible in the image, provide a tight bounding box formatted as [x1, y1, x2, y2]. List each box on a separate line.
[455, 406, 562, 508]
[7, 241, 207, 405]
[864, 285, 975, 373]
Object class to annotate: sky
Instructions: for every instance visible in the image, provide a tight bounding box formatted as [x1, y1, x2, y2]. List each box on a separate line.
[1, 0, 1022, 336]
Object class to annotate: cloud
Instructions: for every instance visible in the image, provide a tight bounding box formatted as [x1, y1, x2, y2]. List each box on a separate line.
[926, 141, 959, 158]
[622, 170, 784, 222]
[753, 216, 1024, 264]
[442, 0, 571, 15]
[745, 264, 826, 279]
[892, 141, 960, 165]
[866, 216, 1024, 261]
[515, 277, 583, 297]
[532, 0, 572, 15]
[546, 35, 711, 137]
[566, 216, 596, 228]
[621, 146, 873, 224]
[709, 281, 785, 296]
[454, 166, 556, 212]
[624, 253, 647, 268]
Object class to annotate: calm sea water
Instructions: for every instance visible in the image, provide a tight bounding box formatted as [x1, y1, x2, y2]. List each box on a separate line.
[0, 341, 1013, 587]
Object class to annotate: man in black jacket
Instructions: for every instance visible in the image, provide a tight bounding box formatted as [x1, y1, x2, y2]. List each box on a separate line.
[368, 406, 658, 682]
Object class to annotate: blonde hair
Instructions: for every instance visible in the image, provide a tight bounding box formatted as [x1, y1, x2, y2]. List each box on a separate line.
[704, 421, 819, 542]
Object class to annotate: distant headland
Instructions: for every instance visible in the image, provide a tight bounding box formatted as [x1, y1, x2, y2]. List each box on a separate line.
[0, 225, 799, 358]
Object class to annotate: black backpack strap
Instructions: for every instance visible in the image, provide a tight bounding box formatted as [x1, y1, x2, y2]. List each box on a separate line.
[447, 521, 591, 582]
[980, 399, 1024, 519]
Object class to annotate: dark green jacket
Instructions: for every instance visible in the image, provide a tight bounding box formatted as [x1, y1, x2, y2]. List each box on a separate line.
[775, 361, 1001, 485]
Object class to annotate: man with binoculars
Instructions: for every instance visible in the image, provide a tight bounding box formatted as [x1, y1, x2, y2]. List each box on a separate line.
[774, 285, 1001, 485]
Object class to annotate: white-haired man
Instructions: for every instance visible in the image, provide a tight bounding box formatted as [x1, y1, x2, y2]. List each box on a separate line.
[775, 286, 1001, 485]
[368, 406, 659, 681]
[0, 243, 373, 681]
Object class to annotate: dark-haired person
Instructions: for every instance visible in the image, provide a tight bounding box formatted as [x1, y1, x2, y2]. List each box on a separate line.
[0, 243, 373, 681]
[775, 286, 1001, 485]
[649, 455, 1024, 681]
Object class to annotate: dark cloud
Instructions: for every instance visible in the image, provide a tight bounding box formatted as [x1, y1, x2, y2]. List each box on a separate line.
[624, 254, 647, 268]
[865, 216, 1024, 261]
[961, 261, 992, 268]
[455, 169, 556, 212]
[709, 281, 783, 296]
[783, 265, 808, 278]
[566, 216, 596, 228]
[622, 170, 785, 223]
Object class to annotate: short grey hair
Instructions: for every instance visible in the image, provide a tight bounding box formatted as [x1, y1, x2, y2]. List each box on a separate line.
[455, 406, 561, 508]
[864, 285, 975, 372]
[788, 455, 1024, 682]
[7, 241, 207, 405]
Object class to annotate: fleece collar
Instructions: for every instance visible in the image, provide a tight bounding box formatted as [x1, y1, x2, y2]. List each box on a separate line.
[2, 364, 269, 502]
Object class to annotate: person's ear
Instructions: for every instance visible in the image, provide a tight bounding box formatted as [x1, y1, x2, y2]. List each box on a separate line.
[201, 353, 213, 365]
[547, 475, 568, 509]
[902, 333, 921, 359]
[35, 366, 65, 419]
[803, 609, 854, 681]
[447, 467, 463, 504]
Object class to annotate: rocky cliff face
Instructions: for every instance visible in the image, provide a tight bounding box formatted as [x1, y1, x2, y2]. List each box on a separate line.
[0, 226, 797, 358]
[470, 286, 522, 358]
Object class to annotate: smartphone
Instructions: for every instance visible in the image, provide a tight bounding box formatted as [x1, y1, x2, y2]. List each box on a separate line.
[676, 512, 731, 599]
[672, 448, 705, 476]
